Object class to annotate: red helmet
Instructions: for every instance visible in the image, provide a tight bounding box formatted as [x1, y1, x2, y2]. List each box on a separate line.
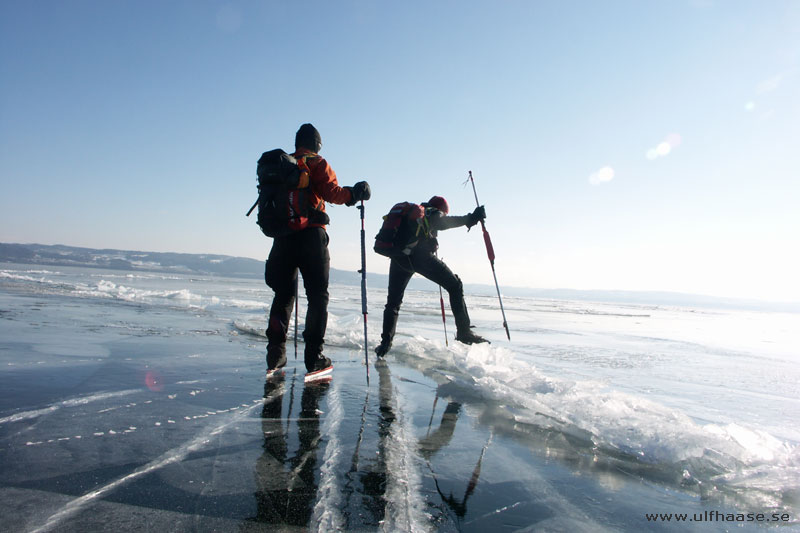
[427, 196, 449, 214]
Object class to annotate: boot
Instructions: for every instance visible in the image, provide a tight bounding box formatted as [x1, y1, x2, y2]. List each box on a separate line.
[455, 330, 489, 345]
[375, 341, 391, 357]
[307, 355, 332, 373]
[266, 344, 287, 371]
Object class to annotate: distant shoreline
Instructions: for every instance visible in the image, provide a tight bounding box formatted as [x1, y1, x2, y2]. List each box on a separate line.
[2, 242, 797, 314]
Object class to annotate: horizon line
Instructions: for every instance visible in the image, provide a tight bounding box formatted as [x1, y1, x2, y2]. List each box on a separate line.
[1, 241, 798, 309]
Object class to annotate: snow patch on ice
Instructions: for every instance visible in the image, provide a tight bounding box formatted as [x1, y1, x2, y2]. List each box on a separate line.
[394, 335, 800, 498]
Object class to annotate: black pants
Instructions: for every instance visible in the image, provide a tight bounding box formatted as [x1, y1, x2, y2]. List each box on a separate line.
[380, 250, 471, 345]
[265, 227, 329, 370]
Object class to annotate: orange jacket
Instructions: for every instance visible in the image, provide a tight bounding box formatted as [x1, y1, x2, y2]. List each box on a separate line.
[293, 148, 353, 227]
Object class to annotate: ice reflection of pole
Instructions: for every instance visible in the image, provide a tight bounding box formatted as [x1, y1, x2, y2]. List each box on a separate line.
[426, 393, 439, 437]
[285, 368, 296, 434]
[352, 359, 395, 527]
[430, 431, 493, 520]
[421, 395, 493, 521]
[348, 384, 370, 474]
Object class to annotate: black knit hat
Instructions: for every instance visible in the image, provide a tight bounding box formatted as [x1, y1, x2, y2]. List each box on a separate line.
[295, 123, 322, 153]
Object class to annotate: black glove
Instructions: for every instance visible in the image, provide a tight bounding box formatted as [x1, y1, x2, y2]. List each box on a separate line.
[346, 181, 371, 206]
[466, 205, 486, 229]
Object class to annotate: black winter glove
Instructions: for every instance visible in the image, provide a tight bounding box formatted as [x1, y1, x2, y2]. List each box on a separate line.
[466, 205, 486, 229]
[346, 181, 371, 206]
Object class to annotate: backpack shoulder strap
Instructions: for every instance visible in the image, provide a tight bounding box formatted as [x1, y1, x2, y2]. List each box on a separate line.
[417, 206, 439, 237]
[296, 154, 318, 189]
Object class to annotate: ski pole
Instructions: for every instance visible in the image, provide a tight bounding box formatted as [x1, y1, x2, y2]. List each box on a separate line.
[467, 171, 511, 340]
[357, 200, 370, 383]
[438, 286, 448, 346]
[294, 275, 299, 359]
[434, 253, 448, 346]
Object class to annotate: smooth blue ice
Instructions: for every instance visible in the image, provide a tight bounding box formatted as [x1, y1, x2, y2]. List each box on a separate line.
[1, 263, 798, 531]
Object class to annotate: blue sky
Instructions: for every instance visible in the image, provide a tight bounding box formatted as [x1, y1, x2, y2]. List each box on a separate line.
[1, 1, 798, 302]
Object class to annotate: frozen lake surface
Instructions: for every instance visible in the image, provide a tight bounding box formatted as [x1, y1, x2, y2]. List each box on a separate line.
[1, 264, 798, 531]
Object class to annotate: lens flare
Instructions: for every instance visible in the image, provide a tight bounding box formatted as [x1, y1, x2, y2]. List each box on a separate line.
[145, 371, 164, 392]
[589, 166, 615, 185]
[598, 166, 614, 181]
[665, 133, 682, 148]
[646, 133, 681, 160]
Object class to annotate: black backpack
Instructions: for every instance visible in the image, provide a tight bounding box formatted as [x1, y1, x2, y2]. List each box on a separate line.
[246, 149, 327, 237]
[373, 202, 429, 258]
